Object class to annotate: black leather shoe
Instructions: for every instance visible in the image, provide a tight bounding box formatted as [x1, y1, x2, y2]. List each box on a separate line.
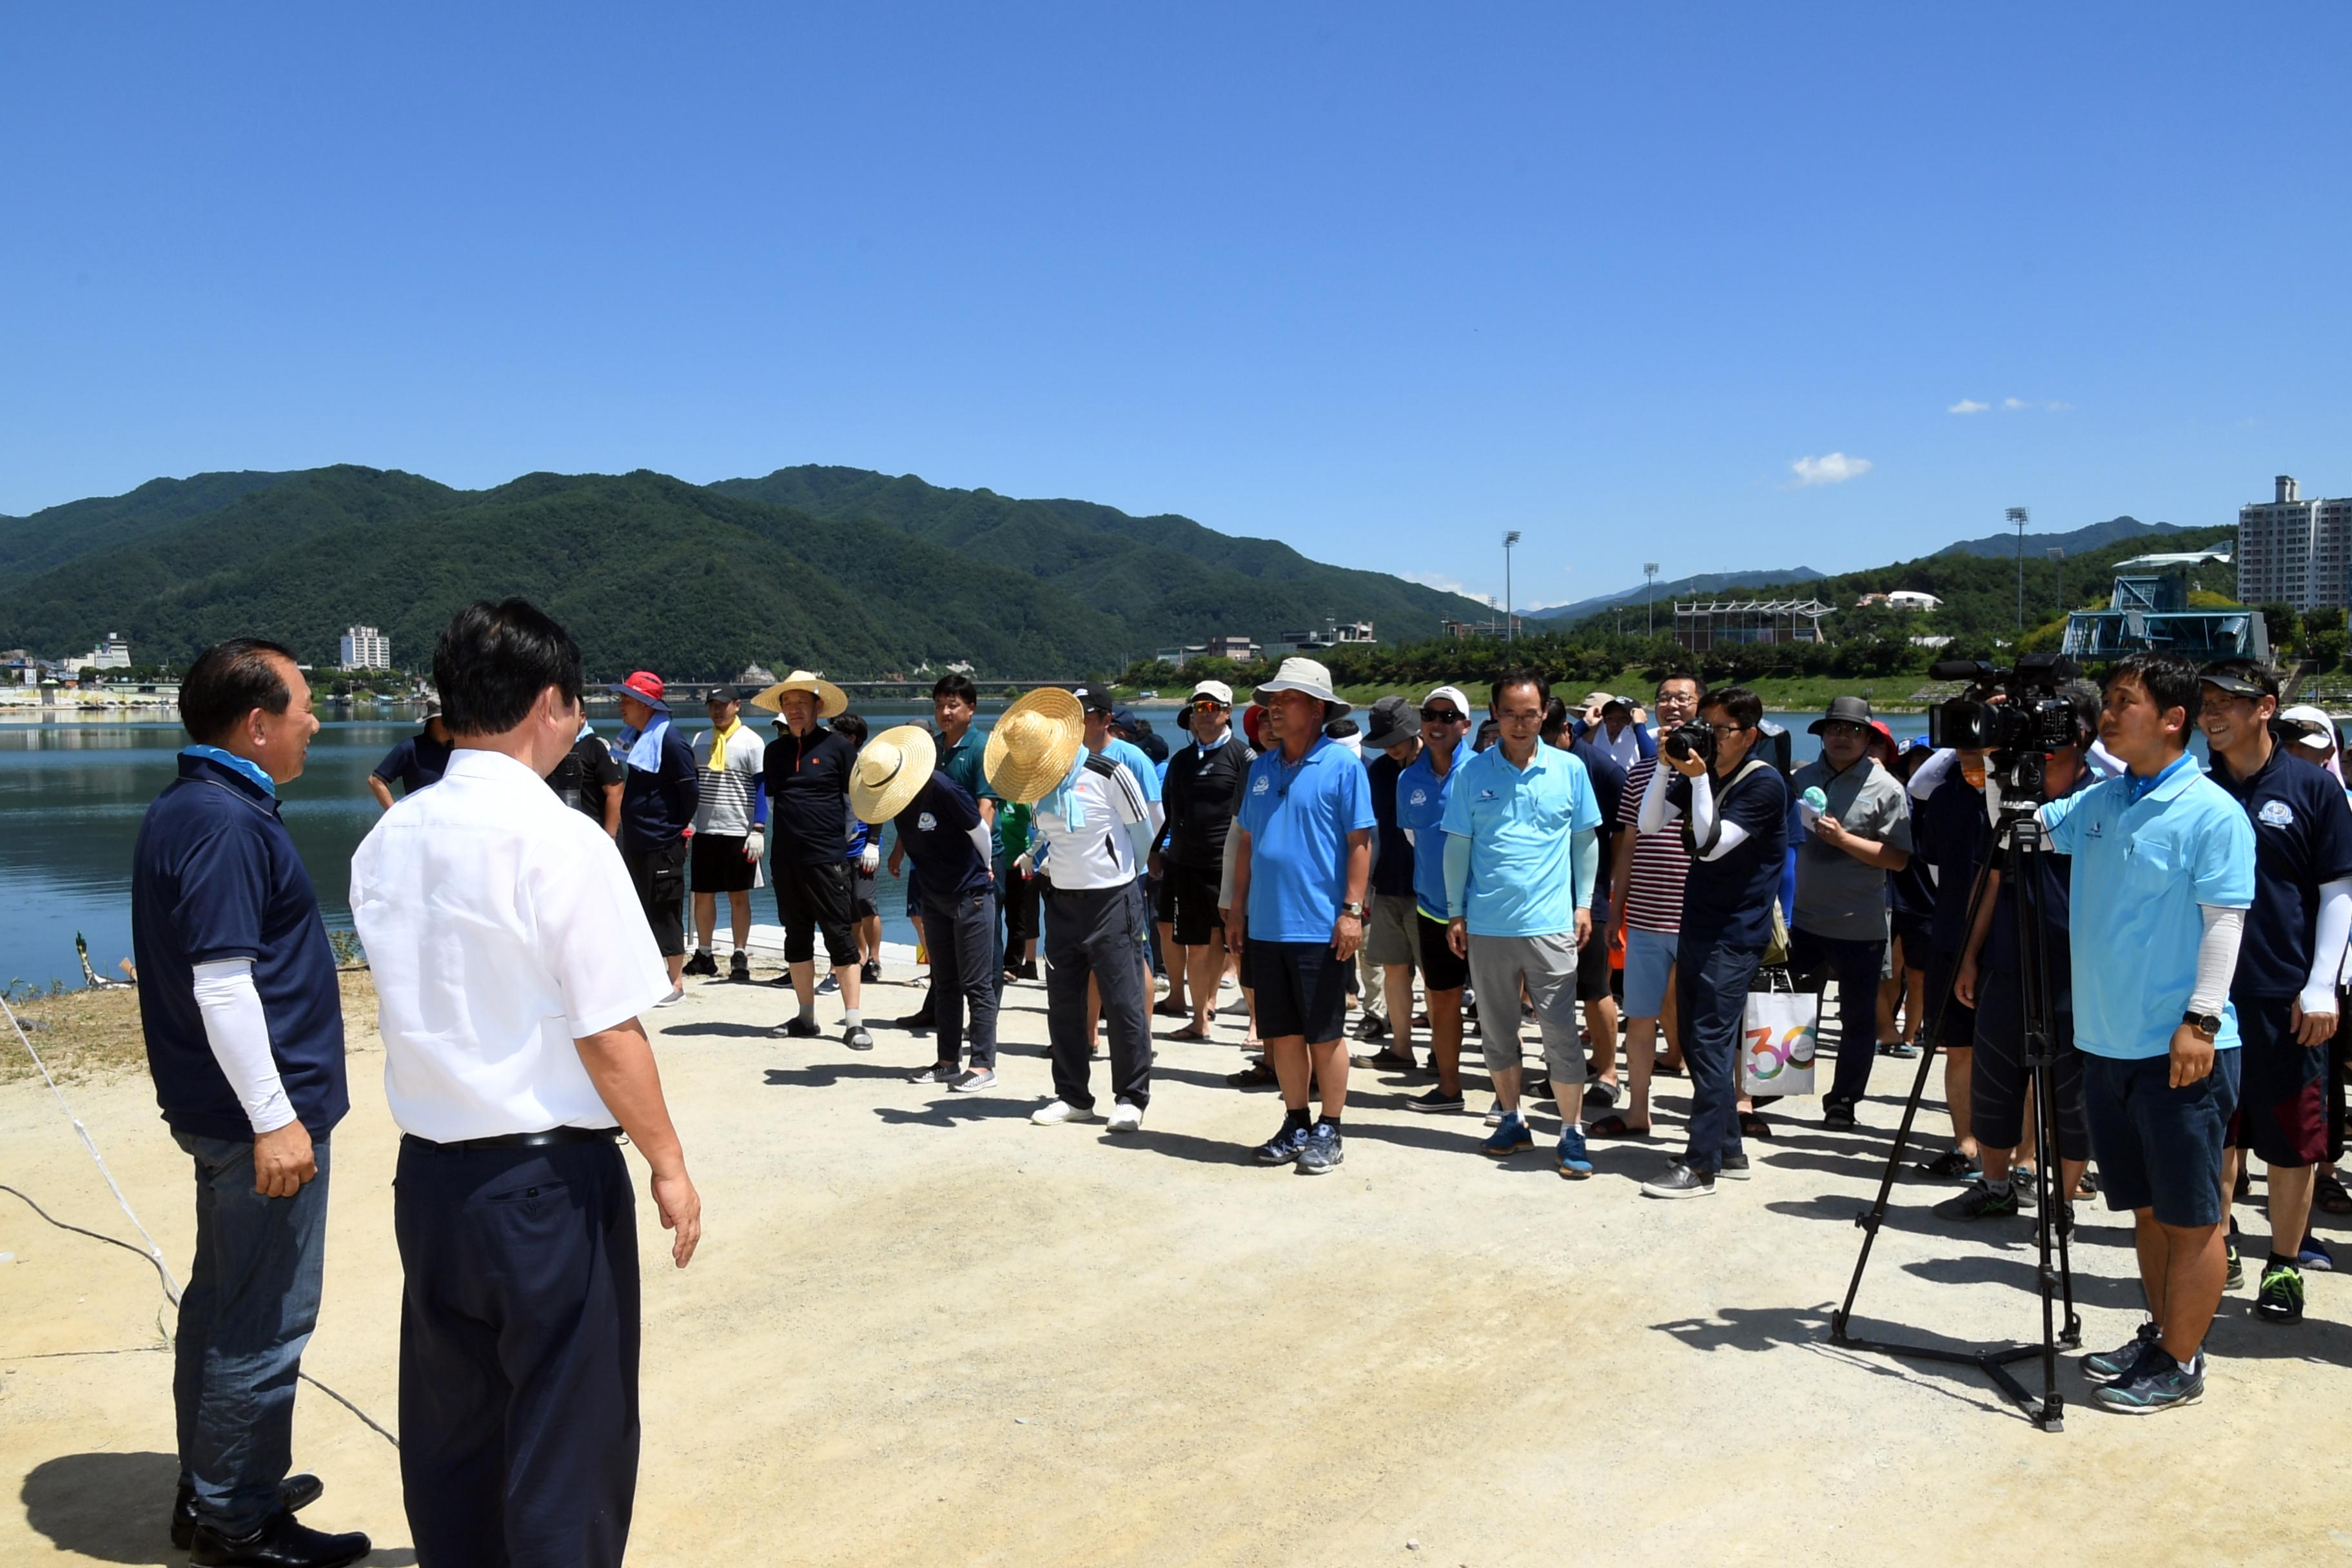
[894, 1010, 935, 1032]
[189, 1509, 369, 1568]
[172, 1476, 325, 1551]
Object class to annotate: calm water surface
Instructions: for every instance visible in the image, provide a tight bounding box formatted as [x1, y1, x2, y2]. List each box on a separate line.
[0, 707, 1913, 990]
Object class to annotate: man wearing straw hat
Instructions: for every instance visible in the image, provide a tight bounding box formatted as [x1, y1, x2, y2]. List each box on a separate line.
[854, 725, 1001, 1092]
[1232, 656, 1375, 1175]
[986, 687, 1157, 1131]
[754, 670, 872, 1051]
[614, 671, 699, 1005]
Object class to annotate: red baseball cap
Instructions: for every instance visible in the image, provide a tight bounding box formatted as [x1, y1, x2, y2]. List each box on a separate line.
[616, 671, 669, 711]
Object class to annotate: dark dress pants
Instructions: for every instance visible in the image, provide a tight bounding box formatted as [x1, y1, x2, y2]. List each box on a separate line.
[395, 1135, 640, 1568]
[173, 1130, 333, 1538]
[924, 885, 1001, 1070]
[1790, 926, 1888, 1110]
[1043, 881, 1153, 1110]
[1678, 937, 1766, 1175]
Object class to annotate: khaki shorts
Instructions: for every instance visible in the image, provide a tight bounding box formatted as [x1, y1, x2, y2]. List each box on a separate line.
[1364, 893, 1418, 968]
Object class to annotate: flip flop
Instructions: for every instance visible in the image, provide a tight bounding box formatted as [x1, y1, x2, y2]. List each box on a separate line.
[1652, 1057, 1686, 1077]
[1587, 1112, 1651, 1139]
[2317, 1171, 2352, 1215]
[1167, 1024, 1213, 1043]
[1738, 1111, 1772, 1140]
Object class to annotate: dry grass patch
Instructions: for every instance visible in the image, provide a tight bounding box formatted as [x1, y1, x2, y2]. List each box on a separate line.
[1, 970, 380, 1086]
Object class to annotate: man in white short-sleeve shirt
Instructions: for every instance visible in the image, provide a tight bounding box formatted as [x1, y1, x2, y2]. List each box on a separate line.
[350, 598, 700, 1568]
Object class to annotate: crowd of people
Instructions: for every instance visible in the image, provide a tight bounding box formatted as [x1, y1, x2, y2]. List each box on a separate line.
[128, 598, 2352, 1563]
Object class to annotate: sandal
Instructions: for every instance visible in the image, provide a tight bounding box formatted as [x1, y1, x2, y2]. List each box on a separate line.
[1587, 1112, 1651, 1139]
[1738, 1111, 1772, 1141]
[1166, 1024, 1213, 1043]
[2317, 1171, 2352, 1215]
[1226, 1059, 1278, 1088]
[1652, 1057, 1686, 1077]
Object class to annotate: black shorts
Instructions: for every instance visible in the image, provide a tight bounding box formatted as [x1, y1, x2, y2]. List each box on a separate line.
[2084, 1050, 2240, 1228]
[1968, 968, 2089, 1161]
[1253, 939, 1349, 1044]
[1890, 913, 1932, 972]
[1574, 925, 1612, 1003]
[2226, 994, 2331, 1168]
[621, 839, 688, 958]
[689, 832, 759, 894]
[2331, 1003, 2351, 1164]
[776, 859, 858, 967]
[852, 866, 878, 920]
[1416, 910, 1469, 994]
[1921, 946, 1976, 1052]
[1159, 860, 1225, 946]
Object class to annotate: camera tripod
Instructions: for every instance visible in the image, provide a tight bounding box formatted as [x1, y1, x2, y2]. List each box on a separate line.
[1830, 766, 2082, 1431]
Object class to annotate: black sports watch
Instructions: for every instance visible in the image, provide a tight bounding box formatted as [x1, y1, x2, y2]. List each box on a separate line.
[2181, 1010, 2221, 1041]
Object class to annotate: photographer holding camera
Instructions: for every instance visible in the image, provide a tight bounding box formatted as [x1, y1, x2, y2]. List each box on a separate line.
[2039, 652, 2253, 1413]
[1636, 685, 1789, 1197]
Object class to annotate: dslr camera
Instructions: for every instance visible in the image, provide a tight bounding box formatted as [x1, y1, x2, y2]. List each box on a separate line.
[1663, 718, 1714, 768]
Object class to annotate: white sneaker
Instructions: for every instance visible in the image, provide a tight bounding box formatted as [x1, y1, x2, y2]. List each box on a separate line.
[1030, 1099, 1101, 1126]
[652, 987, 685, 1008]
[1107, 1101, 1144, 1133]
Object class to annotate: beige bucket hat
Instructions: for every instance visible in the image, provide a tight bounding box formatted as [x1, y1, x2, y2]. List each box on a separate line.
[984, 688, 1087, 805]
[850, 725, 937, 825]
[749, 670, 847, 720]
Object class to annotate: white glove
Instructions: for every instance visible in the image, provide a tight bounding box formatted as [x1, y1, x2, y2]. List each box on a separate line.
[1014, 851, 1034, 877]
[859, 843, 880, 874]
[743, 829, 764, 861]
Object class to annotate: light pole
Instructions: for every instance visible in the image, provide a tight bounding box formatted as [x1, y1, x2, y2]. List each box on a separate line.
[2008, 507, 2030, 632]
[1644, 561, 1660, 638]
[2048, 547, 2066, 620]
[1504, 530, 1522, 642]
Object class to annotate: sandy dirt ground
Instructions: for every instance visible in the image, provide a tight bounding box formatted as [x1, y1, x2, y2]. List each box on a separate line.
[5, 963, 2349, 1567]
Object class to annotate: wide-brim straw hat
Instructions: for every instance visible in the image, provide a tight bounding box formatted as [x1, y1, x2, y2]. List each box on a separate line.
[750, 670, 847, 720]
[985, 688, 1086, 806]
[1253, 656, 1350, 718]
[850, 725, 937, 825]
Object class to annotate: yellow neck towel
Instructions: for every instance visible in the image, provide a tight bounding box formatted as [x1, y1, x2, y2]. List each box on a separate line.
[707, 718, 741, 772]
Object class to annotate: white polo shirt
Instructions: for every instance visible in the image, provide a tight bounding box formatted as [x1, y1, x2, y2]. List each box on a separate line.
[350, 747, 672, 1142]
[1034, 754, 1151, 892]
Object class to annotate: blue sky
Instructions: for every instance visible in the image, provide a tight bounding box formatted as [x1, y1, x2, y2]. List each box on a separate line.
[5, 3, 2345, 608]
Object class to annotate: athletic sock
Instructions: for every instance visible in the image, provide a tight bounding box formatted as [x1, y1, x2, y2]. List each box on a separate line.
[1315, 1110, 1342, 1131]
[696, 946, 712, 957]
[797, 1001, 816, 1023]
[842, 1008, 861, 1027]
[1283, 1106, 1311, 1134]
[2268, 1253, 2298, 1271]
[1984, 1177, 2012, 1197]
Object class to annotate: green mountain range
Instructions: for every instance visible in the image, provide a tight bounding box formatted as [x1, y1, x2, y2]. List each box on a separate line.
[0, 465, 1494, 678]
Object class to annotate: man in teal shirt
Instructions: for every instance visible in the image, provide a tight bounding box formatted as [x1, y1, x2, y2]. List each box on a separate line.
[2042, 652, 2253, 1415]
[1442, 670, 1603, 1177]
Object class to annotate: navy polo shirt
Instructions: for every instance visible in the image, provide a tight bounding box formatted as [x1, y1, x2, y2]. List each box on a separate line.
[619, 724, 700, 852]
[1917, 770, 1992, 953]
[1669, 760, 1789, 952]
[2208, 745, 2352, 999]
[370, 732, 452, 796]
[1366, 751, 1416, 899]
[894, 773, 993, 902]
[130, 752, 349, 1141]
[1568, 736, 1627, 926]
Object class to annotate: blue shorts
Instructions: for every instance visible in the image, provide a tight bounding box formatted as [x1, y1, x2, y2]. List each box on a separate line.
[2082, 1049, 2242, 1228]
[1623, 925, 1676, 1019]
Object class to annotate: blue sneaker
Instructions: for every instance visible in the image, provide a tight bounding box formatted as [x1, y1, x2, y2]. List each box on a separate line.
[1297, 1122, 1344, 1174]
[1556, 1125, 1593, 1180]
[1255, 1121, 1309, 1166]
[2093, 1348, 2203, 1414]
[2298, 1233, 2335, 1273]
[1481, 1113, 1534, 1159]
[2082, 1320, 2160, 1382]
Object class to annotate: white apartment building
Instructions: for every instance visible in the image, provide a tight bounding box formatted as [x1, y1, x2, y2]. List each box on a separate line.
[2239, 476, 2352, 612]
[340, 625, 392, 670]
[80, 632, 132, 671]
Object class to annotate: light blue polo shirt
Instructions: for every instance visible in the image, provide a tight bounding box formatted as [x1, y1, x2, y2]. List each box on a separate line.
[1102, 737, 1163, 803]
[1396, 738, 1473, 920]
[1440, 740, 1602, 937]
[1236, 738, 1376, 942]
[2042, 752, 2255, 1060]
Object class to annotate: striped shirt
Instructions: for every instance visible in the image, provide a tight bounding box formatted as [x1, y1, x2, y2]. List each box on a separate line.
[1035, 754, 1151, 891]
[690, 723, 767, 836]
[1618, 756, 1690, 934]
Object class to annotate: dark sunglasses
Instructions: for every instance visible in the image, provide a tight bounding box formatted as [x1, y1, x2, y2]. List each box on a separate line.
[1420, 707, 1467, 724]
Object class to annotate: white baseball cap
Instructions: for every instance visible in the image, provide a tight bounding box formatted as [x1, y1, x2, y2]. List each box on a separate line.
[1190, 679, 1233, 707]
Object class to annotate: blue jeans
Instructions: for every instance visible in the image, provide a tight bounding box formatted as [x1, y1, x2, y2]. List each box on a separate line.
[1789, 926, 1888, 1110]
[172, 1129, 332, 1537]
[1678, 939, 1765, 1175]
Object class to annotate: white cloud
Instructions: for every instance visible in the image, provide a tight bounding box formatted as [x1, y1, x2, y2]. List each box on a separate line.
[1995, 396, 2071, 413]
[1399, 569, 1480, 598]
[1788, 452, 1873, 488]
[1948, 398, 1990, 415]
[2002, 396, 2030, 411]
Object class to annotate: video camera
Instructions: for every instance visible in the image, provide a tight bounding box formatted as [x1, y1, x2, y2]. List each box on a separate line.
[1925, 654, 2084, 756]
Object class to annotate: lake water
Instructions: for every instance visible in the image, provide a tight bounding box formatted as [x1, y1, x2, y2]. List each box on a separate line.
[0, 707, 1909, 991]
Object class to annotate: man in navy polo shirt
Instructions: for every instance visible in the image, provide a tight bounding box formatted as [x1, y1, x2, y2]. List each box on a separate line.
[2199, 657, 2352, 1324]
[1636, 685, 1790, 1198]
[2043, 652, 2253, 1413]
[1395, 685, 1478, 1112]
[131, 638, 369, 1567]
[1447, 671, 1605, 1176]
[1233, 657, 1375, 1175]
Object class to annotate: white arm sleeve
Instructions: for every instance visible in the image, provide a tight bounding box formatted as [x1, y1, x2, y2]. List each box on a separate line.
[190, 958, 296, 1135]
[1908, 748, 1956, 801]
[2189, 906, 2245, 1019]
[1636, 758, 1679, 834]
[2302, 877, 2352, 1014]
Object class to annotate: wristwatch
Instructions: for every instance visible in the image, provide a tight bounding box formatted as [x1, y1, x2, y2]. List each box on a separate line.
[1340, 900, 1367, 919]
[2181, 1010, 2221, 1041]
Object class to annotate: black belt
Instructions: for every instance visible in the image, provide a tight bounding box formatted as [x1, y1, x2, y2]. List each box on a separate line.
[404, 1126, 622, 1152]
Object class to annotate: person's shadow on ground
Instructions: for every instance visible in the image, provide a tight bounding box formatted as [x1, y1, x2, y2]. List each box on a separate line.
[21, 1451, 416, 1565]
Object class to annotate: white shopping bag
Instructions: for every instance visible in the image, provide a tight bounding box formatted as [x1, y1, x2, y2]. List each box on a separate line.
[1741, 985, 1821, 1097]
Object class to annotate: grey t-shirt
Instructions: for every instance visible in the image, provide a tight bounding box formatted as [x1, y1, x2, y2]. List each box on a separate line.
[1790, 756, 1913, 941]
